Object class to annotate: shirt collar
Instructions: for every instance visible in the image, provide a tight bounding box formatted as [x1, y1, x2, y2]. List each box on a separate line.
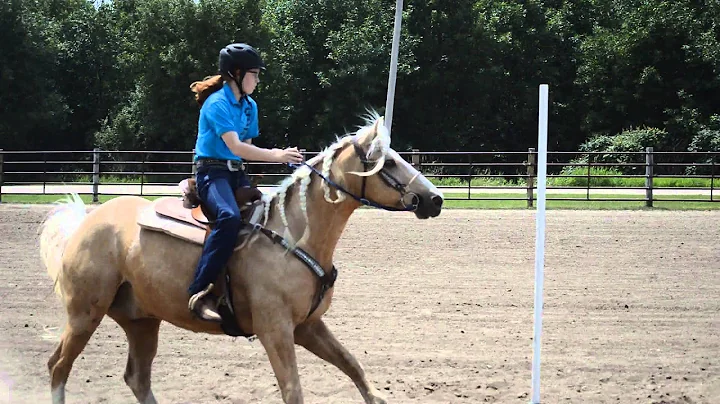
[222, 82, 242, 106]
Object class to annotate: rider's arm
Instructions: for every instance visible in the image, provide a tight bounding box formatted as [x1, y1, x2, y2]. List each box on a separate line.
[221, 131, 279, 162]
[203, 98, 277, 162]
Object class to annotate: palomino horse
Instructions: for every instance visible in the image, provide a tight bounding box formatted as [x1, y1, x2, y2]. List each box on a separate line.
[39, 113, 443, 404]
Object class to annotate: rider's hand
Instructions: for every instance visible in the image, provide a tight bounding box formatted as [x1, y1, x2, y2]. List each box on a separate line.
[272, 147, 304, 164]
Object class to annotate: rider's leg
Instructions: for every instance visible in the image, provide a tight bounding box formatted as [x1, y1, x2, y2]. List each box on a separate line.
[188, 168, 242, 322]
[234, 170, 264, 229]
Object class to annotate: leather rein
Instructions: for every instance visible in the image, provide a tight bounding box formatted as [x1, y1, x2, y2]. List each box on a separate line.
[231, 141, 420, 336]
[292, 139, 420, 212]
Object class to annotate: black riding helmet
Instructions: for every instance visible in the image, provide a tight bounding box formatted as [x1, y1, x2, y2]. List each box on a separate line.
[218, 43, 265, 81]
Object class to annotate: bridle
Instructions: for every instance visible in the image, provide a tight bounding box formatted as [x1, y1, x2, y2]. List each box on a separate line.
[240, 138, 420, 333]
[291, 139, 420, 212]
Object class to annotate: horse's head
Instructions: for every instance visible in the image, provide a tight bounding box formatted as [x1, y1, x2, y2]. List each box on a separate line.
[328, 114, 443, 219]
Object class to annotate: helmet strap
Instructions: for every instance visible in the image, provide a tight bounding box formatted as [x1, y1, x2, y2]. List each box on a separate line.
[227, 69, 247, 97]
[236, 71, 247, 95]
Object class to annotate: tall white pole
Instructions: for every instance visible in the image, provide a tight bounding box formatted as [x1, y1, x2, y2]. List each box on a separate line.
[531, 84, 549, 404]
[384, 0, 404, 135]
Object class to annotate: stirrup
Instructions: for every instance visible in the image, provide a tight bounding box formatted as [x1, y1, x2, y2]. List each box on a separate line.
[188, 283, 222, 323]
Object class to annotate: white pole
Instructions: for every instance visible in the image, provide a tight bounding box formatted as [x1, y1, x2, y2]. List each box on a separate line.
[530, 84, 549, 404]
[384, 0, 404, 135]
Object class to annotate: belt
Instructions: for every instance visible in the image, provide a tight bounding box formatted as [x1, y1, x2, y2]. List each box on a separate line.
[195, 158, 245, 172]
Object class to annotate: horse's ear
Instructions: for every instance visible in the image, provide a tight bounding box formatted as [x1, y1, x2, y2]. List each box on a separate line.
[357, 116, 390, 161]
[348, 115, 391, 177]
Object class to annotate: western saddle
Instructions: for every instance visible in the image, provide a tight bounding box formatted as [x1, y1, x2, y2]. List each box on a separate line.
[136, 177, 265, 337]
[147, 178, 265, 244]
[137, 176, 337, 339]
[182, 177, 263, 237]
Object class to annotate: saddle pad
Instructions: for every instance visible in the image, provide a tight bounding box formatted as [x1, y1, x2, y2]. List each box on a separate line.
[137, 199, 206, 246]
[153, 197, 207, 229]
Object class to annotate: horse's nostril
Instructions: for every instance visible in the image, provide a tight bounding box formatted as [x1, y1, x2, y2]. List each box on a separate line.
[431, 194, 443, 208]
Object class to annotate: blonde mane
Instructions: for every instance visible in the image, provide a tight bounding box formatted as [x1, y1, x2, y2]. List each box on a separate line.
[261, 111, 392, 245]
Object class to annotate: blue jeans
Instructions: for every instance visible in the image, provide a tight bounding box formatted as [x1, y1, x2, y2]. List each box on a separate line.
[188, 166, 251, 295]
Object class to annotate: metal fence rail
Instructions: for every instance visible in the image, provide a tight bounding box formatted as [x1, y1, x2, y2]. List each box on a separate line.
[0, 148, 717, 206]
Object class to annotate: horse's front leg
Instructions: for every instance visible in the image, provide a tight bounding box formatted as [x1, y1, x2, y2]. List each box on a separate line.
[294, 319, 387, 404]
[255, 313, 303, 403]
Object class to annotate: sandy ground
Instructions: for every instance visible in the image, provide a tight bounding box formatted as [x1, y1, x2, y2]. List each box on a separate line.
[0, 204, 718, 404]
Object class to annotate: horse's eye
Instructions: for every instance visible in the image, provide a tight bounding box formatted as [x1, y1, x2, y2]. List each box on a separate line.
[384, 159, 397, 168]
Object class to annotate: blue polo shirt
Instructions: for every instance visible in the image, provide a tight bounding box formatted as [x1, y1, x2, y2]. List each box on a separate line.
[193, 83, 260, 162]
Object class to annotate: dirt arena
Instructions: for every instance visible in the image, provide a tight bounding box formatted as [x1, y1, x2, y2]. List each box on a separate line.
[0, 204, 718, 403]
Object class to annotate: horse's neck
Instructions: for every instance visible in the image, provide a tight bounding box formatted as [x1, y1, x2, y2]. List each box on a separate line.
[270, 164, 358, 269]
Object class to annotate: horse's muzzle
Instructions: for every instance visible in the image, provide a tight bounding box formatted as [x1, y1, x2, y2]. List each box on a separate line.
[414, 192, 443, 219]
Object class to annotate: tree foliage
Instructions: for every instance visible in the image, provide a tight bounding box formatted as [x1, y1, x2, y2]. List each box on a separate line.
[1, 0, 719, 159]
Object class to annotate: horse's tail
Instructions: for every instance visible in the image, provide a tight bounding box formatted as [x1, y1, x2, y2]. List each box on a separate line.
[39, 193, 88, 300]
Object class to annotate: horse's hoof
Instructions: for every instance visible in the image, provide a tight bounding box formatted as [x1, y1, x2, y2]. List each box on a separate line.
[370, 392, 388, 404]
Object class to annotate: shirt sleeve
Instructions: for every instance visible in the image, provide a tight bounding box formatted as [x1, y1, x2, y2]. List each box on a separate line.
[203, 99, 236, 137]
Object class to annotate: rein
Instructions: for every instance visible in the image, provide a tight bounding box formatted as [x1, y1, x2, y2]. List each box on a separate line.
[290, 139, 419, 212]
[220, 135, 425, 338]
[237, 140, 417, 330]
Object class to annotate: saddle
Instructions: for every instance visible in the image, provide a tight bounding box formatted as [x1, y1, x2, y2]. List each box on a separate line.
[136, 176, 337, 340]
[136, 177, 265, 338]
[139, 178, 265, 246]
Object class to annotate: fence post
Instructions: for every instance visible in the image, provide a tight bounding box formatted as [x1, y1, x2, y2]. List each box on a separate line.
[527, 148, 536, 207]
[645, 146, 654, 207]
[191, 149, 197, 175]
[92, 148, 100, 203]
[0, 149, 4, 203]
[411, 149, 420, 167]
[43, 152, 47, 195]
[140, 152, 145, 196]
[586, 155, 591, 200]
[711, 159, 715, 202]
[467, 154, 473, 200]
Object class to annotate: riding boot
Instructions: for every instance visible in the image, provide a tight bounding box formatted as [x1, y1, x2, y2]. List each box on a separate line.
[188, 283, 222, 322]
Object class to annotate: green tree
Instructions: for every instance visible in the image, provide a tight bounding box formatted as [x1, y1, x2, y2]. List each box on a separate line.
[0, 0, 69, 150]
[576, 0, 720, 150]
[260, 0, 417, 150]
[96, 0, 266, 151]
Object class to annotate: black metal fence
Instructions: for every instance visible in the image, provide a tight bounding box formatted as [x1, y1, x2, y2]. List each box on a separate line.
[0, 148, 717, 206]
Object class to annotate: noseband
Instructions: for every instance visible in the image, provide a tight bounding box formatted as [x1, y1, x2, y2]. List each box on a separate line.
[291, 140, 420, 212]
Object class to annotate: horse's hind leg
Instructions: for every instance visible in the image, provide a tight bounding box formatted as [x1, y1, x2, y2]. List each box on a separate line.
[47, 295, 113, 403]
[113, 316, 161, 404]
[48, 326, 98, 403]
[294, 319, 387, 404]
